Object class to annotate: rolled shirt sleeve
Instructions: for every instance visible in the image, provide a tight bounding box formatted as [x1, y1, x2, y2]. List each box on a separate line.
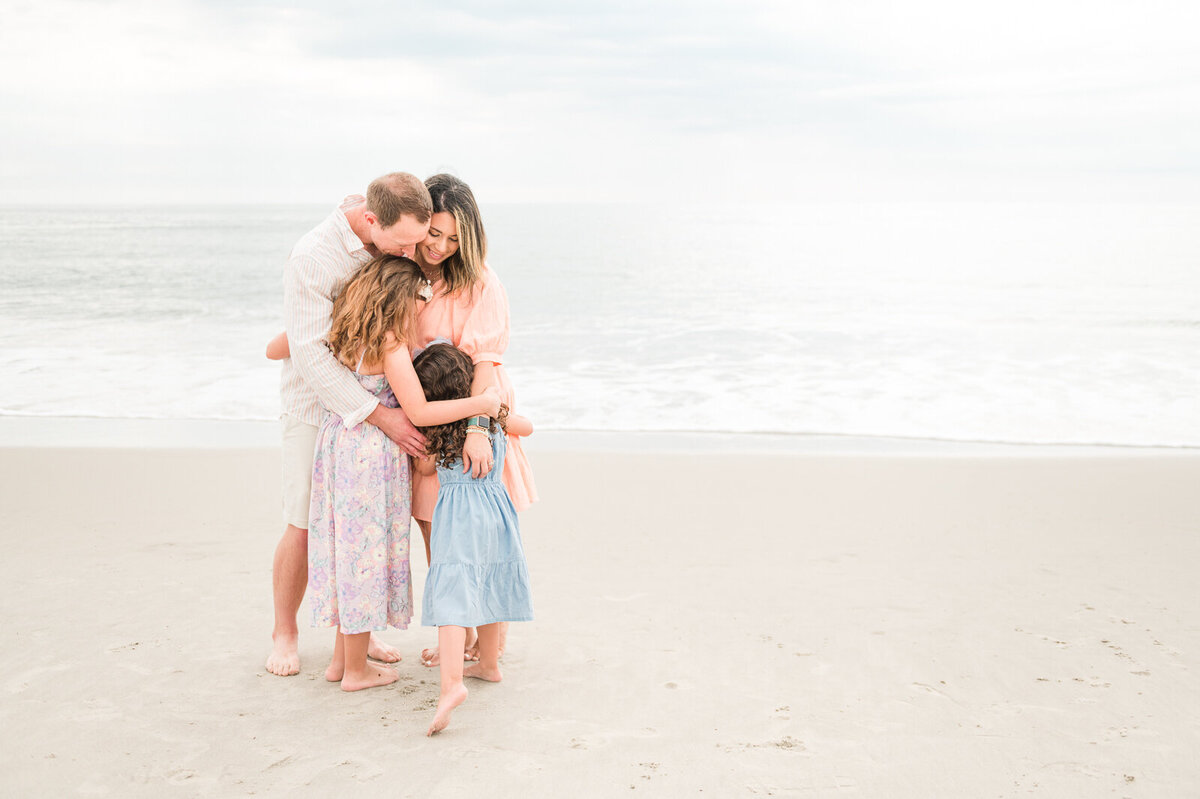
[283, 254, 379, 427]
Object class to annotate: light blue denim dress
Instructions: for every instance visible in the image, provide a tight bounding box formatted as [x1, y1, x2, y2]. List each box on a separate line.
[422, 431, 534, 628]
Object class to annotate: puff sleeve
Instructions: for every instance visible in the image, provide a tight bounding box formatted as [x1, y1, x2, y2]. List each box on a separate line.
[458, 269, 510, 366]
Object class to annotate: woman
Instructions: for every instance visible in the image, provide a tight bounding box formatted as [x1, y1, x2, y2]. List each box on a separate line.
[410, 174, 538, 665]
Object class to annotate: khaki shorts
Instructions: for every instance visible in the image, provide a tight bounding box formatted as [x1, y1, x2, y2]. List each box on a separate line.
[281, 414, 319, 529]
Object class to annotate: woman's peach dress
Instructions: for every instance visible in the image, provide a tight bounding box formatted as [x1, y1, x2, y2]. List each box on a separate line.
[411, 265, 537, 522]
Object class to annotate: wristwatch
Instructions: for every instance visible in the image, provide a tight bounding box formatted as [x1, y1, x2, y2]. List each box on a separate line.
[467, 415, 491, 429]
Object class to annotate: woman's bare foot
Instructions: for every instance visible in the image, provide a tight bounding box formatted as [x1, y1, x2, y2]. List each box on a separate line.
[265, 633, 300, 676]
[427, 683, 468, 736]
[463, 662, 502, 682]
[367, 634, 401, 663]
[421, 641, 479, 668]
[340, 663, 398, 692]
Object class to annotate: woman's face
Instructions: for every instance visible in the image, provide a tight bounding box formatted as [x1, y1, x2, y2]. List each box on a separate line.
[418, 212, 459, 269]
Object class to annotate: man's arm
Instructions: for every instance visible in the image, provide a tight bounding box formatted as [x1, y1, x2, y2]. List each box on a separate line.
[283, 254, 427, 456]
[283, 253, 380, 426]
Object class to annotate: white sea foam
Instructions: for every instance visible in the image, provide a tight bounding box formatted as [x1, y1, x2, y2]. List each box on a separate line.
[1, 202, 1198, 446]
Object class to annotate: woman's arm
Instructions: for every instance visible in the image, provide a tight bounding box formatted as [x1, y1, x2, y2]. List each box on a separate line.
[383, 337, 500, 426]
[265, 331, 290, 360]
[471, 361, 498, 396]
[505, 413, 533, 437]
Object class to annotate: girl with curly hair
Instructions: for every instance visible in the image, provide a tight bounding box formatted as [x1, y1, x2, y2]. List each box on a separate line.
[410, 173, 537, 668]
[410, 342, 534, 735]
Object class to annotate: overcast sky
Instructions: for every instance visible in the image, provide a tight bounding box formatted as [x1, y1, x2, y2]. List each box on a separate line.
[2, 0, 1198, 204]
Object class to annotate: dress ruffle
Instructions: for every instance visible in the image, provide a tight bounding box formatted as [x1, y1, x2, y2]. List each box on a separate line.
[422, 560, 534, 628]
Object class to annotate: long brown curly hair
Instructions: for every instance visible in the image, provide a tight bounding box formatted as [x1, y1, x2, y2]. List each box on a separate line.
[412, 342, 508, 468]
[328, 255, 427, 369]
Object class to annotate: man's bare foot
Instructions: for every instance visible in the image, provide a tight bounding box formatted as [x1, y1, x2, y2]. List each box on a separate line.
[265, 634, 300, 676]
[427, 683, 468, 736]
[340, 663, 399, 692]
[367, 634, 401, 663]
[463, 662, 502, 682]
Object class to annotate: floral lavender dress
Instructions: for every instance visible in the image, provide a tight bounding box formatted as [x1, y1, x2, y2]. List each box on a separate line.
[308, 372, 412, 634]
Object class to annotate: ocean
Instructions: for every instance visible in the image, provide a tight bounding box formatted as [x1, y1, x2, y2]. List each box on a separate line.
[1, 202, 1197, 447]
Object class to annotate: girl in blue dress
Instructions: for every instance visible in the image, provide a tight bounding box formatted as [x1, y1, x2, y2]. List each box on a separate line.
[411, 342, 534, 736]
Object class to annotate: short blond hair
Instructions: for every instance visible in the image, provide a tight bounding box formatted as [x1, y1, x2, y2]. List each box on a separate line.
[367, 172, 433, 228]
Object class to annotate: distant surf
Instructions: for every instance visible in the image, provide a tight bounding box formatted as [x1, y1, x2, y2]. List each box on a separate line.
[1, 201, 1197, 447]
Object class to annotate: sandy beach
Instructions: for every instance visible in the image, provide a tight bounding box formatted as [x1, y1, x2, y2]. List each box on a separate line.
[2, 430, 1198, 797]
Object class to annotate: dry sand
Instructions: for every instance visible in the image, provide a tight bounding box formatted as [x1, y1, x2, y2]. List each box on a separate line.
[1, 439, 1198, 797]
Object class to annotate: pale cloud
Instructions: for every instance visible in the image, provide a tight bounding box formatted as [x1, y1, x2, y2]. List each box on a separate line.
[1, 0, 1197, 203]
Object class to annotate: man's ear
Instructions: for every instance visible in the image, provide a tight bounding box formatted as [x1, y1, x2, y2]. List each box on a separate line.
[363, 210, 378, 227]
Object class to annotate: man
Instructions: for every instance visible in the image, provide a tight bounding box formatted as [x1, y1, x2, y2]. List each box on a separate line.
[266, 172, 432, 677]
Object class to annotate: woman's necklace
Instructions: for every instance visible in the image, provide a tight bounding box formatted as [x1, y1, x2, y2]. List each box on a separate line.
[420, 261, 443, 284]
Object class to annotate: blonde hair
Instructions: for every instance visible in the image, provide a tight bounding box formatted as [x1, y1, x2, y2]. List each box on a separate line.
[425, 174, 487, 296]
[367, 172, 433, 227]
[328, 255, 427, 369]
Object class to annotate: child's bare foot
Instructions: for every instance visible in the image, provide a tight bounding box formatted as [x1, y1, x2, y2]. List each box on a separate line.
[367, 634, 401, 663]
[265, 633, 300, 676]
[340, 663, 399, 692]
[427, 683, 468, 736]
[463, 662, 502, 682]
[324, 655, 345, 682]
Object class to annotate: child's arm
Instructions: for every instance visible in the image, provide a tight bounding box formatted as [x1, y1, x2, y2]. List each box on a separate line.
[382, 335, 501, 426]
[505, 413, 534, 437]
[412, 453, 437, 476]
[265, 331, 290, 360]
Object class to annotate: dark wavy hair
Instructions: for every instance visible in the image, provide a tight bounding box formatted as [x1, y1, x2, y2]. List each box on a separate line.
[412, 342, 508, 468]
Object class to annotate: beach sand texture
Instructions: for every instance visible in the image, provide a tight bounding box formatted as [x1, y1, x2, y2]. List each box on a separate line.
[2, 443, 1198, 797]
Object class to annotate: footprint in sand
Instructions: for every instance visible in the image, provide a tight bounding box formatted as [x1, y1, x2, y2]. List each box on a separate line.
[911, 682, 961, 705]
[75, 698, 122, 722]
[5, 662, 73, 694]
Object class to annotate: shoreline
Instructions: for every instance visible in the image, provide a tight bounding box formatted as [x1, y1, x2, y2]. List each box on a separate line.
[2, 414, 1195, 456]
